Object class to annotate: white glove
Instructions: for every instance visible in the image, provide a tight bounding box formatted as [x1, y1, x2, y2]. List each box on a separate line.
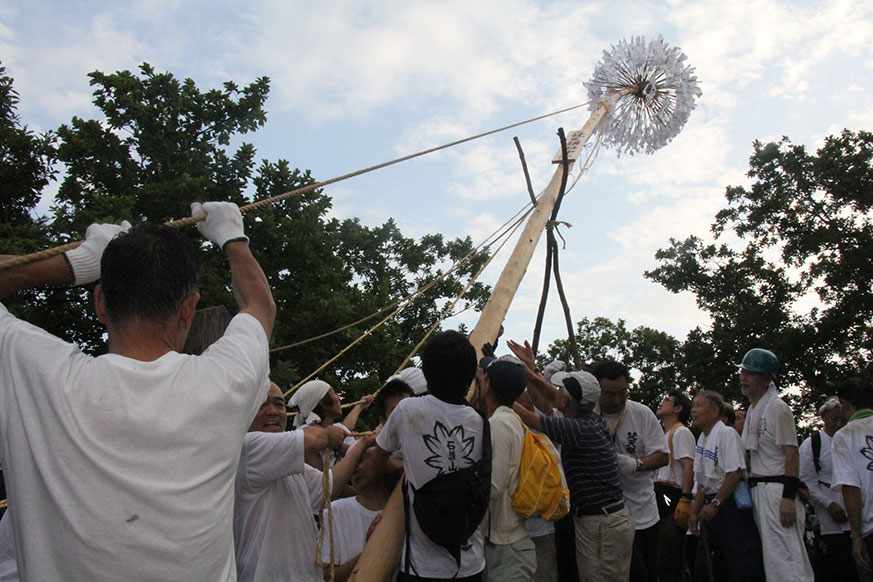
[64, 221, 132, 285]
[542, 359, 565, 383]
[191, 201, 248, 249]
[616, 453, 638, 475]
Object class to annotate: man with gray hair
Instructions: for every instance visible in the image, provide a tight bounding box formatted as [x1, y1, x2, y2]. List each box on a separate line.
[515, 370, 633, 582]
[799, 396, 856, 582]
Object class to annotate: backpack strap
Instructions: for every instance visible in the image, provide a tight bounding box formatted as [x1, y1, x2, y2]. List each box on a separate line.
[811, 430, 822, 474]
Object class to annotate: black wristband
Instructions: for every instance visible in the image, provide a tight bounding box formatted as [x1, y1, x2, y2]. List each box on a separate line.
[681, 493, 693, 500]
[781, 476, 799, 499]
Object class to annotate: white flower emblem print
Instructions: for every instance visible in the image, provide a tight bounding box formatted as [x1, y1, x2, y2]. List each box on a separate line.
[422, 421, 476, 474]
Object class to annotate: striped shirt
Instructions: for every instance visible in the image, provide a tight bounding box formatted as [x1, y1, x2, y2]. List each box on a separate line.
[541, 411, 623, 512]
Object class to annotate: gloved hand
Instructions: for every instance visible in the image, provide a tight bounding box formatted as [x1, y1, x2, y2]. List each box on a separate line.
[542, 359, 565, 383]
[674, 497, 692, 529]
[191, 201, 248, 249]
[64, 221, 132, 285]
[615, 453, 638, 475]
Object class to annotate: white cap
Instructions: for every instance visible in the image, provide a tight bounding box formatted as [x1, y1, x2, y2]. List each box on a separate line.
[551, 370, 600, 405]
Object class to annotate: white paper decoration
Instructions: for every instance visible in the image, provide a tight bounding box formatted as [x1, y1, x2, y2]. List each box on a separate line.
[584, 36, 701, 155]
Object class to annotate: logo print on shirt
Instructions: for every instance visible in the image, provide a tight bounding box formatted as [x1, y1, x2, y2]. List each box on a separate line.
[862, 435, 873, 471]
[422, 421, 476, 474]
[625, 432, 639, 455]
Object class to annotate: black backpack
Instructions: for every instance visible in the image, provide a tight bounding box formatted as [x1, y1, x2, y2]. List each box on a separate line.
[403, 406, 491, 578]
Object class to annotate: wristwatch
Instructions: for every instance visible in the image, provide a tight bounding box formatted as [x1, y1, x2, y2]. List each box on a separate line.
[635, 458, 644, 472]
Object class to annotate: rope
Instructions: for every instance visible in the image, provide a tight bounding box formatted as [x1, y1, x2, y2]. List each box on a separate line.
[315, 462, 335, 581]
[281, 195, 535, 399]
[0, 101, 592, 273]
[272, 194, 535, 355]
[287, 202, 531, 414]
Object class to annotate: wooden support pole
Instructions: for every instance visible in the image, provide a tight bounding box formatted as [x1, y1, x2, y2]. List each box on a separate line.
[349, 92, 622, 582]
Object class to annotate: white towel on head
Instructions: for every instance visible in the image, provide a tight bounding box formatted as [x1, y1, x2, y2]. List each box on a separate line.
[387, 367, 427, 395]
[289, 380, 331, 428]
[742, 381, 778, 451]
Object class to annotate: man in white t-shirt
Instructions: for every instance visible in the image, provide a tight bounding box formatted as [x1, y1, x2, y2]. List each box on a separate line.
[688, 391, 765, 582]
[593, 360, 668, 582]
[799, 396, 857, 582]
[235, 382, 371, 582]
[0, 202, 276, 581]
[739, 348, 813, 582]
[372, 330, 487, 581]
[832, 377, 873, 579]
[320, 441, 398, 581]
[654, 390, 695, 582]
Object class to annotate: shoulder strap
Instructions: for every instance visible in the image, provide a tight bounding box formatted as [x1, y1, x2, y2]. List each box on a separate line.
[811, 430, 822, 473]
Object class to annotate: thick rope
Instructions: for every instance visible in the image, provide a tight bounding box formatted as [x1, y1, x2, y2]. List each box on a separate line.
[0, 101, 592, 273]
[315, 462, 336, 581]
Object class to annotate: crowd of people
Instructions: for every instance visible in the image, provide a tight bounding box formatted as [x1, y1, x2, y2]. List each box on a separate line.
[0, 203, 871, 582]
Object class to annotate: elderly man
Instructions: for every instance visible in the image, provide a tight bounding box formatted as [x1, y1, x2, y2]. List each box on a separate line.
[799, 397, 856, 582]
[593, 360, 669, 582]
[515, 370, 633, 582]
[688, 391, 765, 582]
[0, 202, 275, 580]
[831, 378, 873, 580]
[234, 382, 371, 582]
[739, 348, 813, 582]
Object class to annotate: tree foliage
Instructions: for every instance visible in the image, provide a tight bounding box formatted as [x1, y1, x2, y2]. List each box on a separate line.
[1, 64, 489, 410]
[646, 130, 873, 409]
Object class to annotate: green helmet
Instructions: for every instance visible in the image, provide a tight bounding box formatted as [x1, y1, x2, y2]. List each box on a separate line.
[737, 348, 779, 375]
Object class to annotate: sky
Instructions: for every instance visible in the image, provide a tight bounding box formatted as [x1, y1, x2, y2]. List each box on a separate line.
[2, 0, 873, 359]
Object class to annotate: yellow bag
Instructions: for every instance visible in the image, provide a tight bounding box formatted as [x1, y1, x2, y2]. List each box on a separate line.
[511, 422, 570, 521]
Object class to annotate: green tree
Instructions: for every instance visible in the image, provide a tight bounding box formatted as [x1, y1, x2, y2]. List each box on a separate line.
[3, 64, 490, 412]
[647, 130, 873, 409]
[0, 64, 56, 330]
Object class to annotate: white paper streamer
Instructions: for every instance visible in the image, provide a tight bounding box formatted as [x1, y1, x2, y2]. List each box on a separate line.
[584, 36, 701, 156]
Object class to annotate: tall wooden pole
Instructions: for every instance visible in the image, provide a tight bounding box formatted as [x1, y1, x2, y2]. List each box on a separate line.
[466, 91, 623, 366]
[348, 92, 622, 582]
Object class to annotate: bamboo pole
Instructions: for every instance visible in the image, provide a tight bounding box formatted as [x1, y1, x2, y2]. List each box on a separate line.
[348, 92, 623, 582]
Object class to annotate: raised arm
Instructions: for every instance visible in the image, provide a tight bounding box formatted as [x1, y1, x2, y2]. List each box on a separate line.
[192, 202, 276, 338]
[0, 221, 130, 298]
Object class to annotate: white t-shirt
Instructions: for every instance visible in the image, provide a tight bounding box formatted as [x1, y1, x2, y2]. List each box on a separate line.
[602, 400, 669, 529]
[376, 395, 486, 578]
[799, 431, 849, 535]
[745, 396, 798, 477]
[234, 430, 329, 582]
[654, 424, 696, 489]
[319, 497, 382, 566]
[0, 306, 269, 581]
[831, 416, 873, 537]
[694, 420, 746, 495]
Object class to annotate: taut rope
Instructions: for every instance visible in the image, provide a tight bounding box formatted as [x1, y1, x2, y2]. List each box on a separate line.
[0, 101, 592, 273]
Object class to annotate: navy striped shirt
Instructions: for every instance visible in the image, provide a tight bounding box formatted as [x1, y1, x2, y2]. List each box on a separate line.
[541, 412, 623, 512]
